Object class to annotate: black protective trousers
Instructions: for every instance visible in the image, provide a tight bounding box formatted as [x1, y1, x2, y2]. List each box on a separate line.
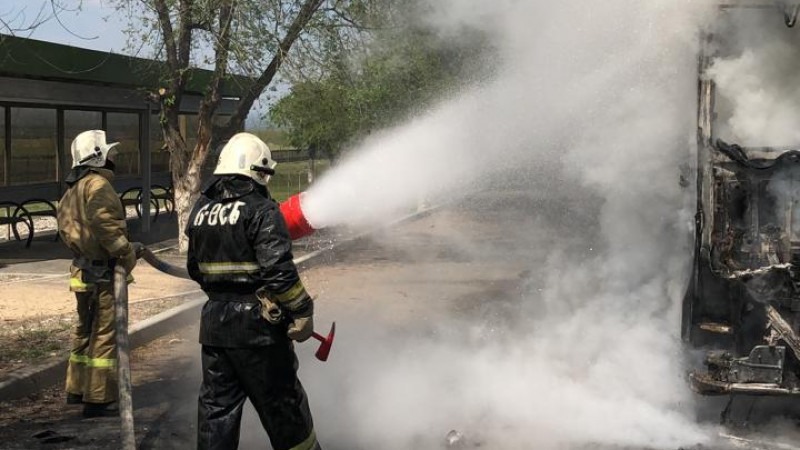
[197, 344, 320, 450]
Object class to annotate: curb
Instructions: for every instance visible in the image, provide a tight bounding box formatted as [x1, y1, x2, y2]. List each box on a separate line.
[0, 204, 442, 403]
[0, 297, 206, 403]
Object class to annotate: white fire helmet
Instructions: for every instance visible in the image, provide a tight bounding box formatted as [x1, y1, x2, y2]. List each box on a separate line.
[71, 130, 120, 169]
[214, 132, 277, 186]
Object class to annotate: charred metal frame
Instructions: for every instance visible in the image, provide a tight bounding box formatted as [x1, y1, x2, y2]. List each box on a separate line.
[683, 1, 800, 397]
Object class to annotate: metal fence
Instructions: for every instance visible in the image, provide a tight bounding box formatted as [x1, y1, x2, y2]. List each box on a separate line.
[269, 157, 329, 202]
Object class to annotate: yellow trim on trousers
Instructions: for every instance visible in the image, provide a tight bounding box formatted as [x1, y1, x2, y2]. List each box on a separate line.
[287, 430, 317, 450]
[70, 352, 116, 368]
[66, 284, 118, 403]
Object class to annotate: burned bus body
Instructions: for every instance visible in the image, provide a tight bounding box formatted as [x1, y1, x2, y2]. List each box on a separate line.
[683, 2, 800, 397]
[685, 141, 800, 396]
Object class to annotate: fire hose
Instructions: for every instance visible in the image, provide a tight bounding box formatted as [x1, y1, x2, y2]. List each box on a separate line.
[113, 265, 135, 450]
[140, 247, 191, 280]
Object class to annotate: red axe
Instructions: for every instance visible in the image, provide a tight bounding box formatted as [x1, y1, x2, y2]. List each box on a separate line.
[311, 322, 336, 361]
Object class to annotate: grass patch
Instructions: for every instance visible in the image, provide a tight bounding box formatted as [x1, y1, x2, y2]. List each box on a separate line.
[0, 317, 72, 370]
[5, 329, 65, 360]
[0, 295, 193, 378]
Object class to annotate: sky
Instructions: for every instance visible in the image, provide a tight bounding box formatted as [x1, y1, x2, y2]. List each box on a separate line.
[2, 1, 129, 53]
[0, 0, 275, 127]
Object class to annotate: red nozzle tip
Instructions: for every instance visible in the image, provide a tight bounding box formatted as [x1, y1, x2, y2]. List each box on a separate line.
[280, 193, 316, 240]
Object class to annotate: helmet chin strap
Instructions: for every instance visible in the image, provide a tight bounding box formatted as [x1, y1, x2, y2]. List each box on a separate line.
[250, 164, 275, 176]
[78, 147, 103, 165]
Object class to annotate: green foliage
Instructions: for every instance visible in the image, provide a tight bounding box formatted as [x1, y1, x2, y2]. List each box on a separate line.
[110, 0, 383, 251]
[249, 127, 291, 150]
[270, 14, 489, 159]
[111, 0, 383, 144]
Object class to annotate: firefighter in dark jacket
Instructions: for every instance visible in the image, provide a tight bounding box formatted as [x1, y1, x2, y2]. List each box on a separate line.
[186, 132, 320, 450]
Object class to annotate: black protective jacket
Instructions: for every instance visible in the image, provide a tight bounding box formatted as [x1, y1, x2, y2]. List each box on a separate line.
[186, 176, 299, 347]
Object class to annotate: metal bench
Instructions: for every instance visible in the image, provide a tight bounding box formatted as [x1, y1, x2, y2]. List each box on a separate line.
[0, 201, 34, 248]
[18, 199, 59, 242]
[150, 184, 174, 217]
[119, 187, 161, 220]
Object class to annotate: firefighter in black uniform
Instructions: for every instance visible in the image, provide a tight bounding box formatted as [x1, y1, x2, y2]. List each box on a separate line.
[186, 132, 320, 450]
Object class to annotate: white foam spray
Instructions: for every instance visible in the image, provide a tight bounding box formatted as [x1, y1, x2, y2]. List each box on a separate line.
[293, 1, 722, 448]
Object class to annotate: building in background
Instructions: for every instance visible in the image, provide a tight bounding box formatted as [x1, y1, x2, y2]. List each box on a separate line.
[0, 34, 248, 225]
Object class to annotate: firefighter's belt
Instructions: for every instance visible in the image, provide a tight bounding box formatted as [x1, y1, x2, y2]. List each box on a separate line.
[206, 291, 259, 303]
[73, 258, 111, 267]
[72, 258, 114, 284]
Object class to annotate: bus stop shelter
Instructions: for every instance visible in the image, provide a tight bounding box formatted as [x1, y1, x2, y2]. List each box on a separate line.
[0, 33, 247, 236]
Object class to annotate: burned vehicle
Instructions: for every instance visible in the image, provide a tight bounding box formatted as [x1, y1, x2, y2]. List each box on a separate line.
[683, 2, 800, 397]
[684, 140, 800, 396]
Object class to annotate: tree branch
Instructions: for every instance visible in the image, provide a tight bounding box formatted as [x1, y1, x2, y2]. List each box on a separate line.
[0, 1, 56, 36]
[49, 0, 98, 40]
[196, 0, 235, 157]
[176, 0, 193, 68]
[215, 0, 326, 141]
[152, 0, 177, 70]
[320, 5, 375, 31]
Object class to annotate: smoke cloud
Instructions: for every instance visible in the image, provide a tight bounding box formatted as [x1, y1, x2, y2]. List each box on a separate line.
[708, 8, 800, 147]
[295, 1, 722, 448]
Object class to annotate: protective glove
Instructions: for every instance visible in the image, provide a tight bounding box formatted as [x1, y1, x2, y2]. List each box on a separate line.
[287, 312, 314, 342]
[119, 248, 137, 274]
[258, 285, 315, 342]
[131, 242, 146, 259]
[284, 291, 314, 342]
[256, 288, 284, 325]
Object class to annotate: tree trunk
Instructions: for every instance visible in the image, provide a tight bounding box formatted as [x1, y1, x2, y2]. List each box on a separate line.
[162, 122, 196, 253]
[173, 136, 213, 252]
[154, 0, 325, 253]
[172, 169, 201, 253]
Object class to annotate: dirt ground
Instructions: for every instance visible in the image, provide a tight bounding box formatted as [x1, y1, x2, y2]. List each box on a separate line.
[0, 228, 339, 378]
[0, 192, 797, 449]
[0, 253, 199, 321]
[0, 244, 199, 378]
[0, 192, 547, 449]
[0, 295, 192, 379]
[0, 327, 198, 449]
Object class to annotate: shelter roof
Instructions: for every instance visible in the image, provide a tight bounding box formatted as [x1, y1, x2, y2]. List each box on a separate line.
[0, 34, 250, 97]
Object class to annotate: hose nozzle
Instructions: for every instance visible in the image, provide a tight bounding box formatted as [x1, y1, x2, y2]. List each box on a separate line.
[280, 193, 316, 240]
